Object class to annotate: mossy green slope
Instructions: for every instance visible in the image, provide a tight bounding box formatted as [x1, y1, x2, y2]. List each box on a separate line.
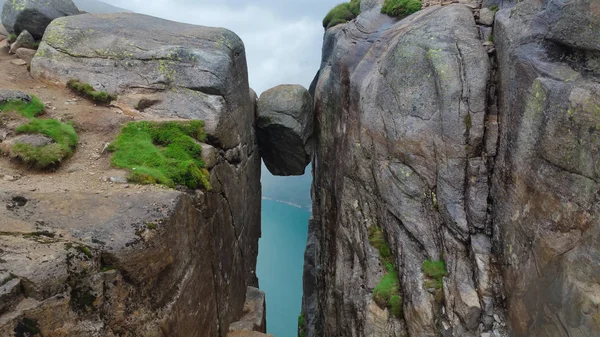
[109, 120, 211, 190]
[323, 0, 361, 29]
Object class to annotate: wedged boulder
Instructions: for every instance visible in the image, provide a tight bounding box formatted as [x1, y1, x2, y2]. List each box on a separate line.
[256, 84, 314, 176]
[9, 30, 34, 54]
[32, 12, 253, 149]
[1, 0, 79, 39]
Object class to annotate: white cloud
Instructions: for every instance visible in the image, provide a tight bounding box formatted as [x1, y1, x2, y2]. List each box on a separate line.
[101, 0, 333, 94]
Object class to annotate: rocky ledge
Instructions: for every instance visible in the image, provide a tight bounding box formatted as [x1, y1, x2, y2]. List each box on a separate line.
[1, 12, 262, 337]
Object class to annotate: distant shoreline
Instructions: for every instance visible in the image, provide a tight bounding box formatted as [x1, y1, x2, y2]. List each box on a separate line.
[262, 197, 312, 212]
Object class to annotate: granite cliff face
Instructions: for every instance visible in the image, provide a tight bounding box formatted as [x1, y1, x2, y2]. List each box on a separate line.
[1, 13, 264, 337]
[303, 0, 599, 336]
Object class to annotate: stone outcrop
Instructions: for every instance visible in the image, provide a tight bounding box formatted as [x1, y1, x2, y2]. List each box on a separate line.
[1, 12, 262, 337]
[1, 0, 80, 40]
[304, 0, 600, 336]
[304, 3, 499, 336]
[32, 12, 251, 150]
[256, 84, 314, 176]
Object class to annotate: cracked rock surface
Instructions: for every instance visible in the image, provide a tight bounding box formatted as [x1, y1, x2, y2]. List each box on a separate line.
[303, 0, 599, 337]
[32, 12, 252, 149]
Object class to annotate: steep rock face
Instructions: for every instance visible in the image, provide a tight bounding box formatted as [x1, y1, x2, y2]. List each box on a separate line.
[1, 0, 80, 39]
[1, 13, 261, 337]
[256, 84, 314, 176]
[493, 0, 600, 335]
[32, 13, 250, 149]
[305, 0, 600, 336]
[304, 3, 503, 337]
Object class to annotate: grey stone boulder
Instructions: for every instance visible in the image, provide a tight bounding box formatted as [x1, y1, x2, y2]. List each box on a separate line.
[256, 84, 314, 176]
[478, 8, 495, 26]
[1, 0, 80, 39]
[0, 89, 31, 104]
[15, 47, 36, 64]
[32, 13, 253, 149]
[9, 29, 34, 54]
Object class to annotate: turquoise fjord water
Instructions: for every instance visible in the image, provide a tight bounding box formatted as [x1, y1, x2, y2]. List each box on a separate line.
[257, 199, 310, 337]
[258, 162, 312, 337]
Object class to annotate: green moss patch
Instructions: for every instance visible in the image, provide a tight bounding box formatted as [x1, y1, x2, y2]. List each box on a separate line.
[368, 227, 403, 318]
[10, 119, 78, 168]
[109, 120, 211, 190]
[67, 79, 117, 104]
[298, 313, 307, 337]
[422, 259, 447, 303]
[323, 0, 361, 29]
[381, 0, 422, 18]
[0, 95, 44, 118]
[7, 34, 17, 43]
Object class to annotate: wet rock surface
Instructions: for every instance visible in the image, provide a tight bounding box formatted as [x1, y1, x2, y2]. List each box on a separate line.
[256, 84, 314, 176]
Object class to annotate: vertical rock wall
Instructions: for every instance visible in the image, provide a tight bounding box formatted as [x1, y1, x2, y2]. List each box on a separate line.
[305, 0, 600, 336]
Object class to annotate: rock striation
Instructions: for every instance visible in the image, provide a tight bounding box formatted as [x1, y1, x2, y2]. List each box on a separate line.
[256, 84, 314, 176]
[303, 0, 600, 336]
[1, 0, 80, 40]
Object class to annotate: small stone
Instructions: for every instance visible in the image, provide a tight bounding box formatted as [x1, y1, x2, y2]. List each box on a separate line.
[3, 175, 17, 181]
[10, 59, 27, 66]
[493, 314, 501, 323]
[15, 48, 37, 65]
[479, 8, 496, 26]
[109, 176, 128, 184]
[9, 30, 35, 54]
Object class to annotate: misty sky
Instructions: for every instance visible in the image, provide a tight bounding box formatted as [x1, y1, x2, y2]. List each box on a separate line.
[100, 0, 340, 94]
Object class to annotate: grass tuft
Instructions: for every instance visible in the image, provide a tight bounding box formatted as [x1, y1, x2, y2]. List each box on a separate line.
[373, 261, 402, 318]
[67, 79, 117, 104]
[8, 34, 17, 43]
[490, 5, 499, 12]
[369, 227, 403, 318]
[369, 226, 391, 260]
[109, 120, 211, 190]
[422, 259, 447, 303]
[323, 0, 361, 29]
[298, 313, 307, 337]
[10, 119, 78, 168]
[0, 95, 45, 118]
[381, 0, 422, 18]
